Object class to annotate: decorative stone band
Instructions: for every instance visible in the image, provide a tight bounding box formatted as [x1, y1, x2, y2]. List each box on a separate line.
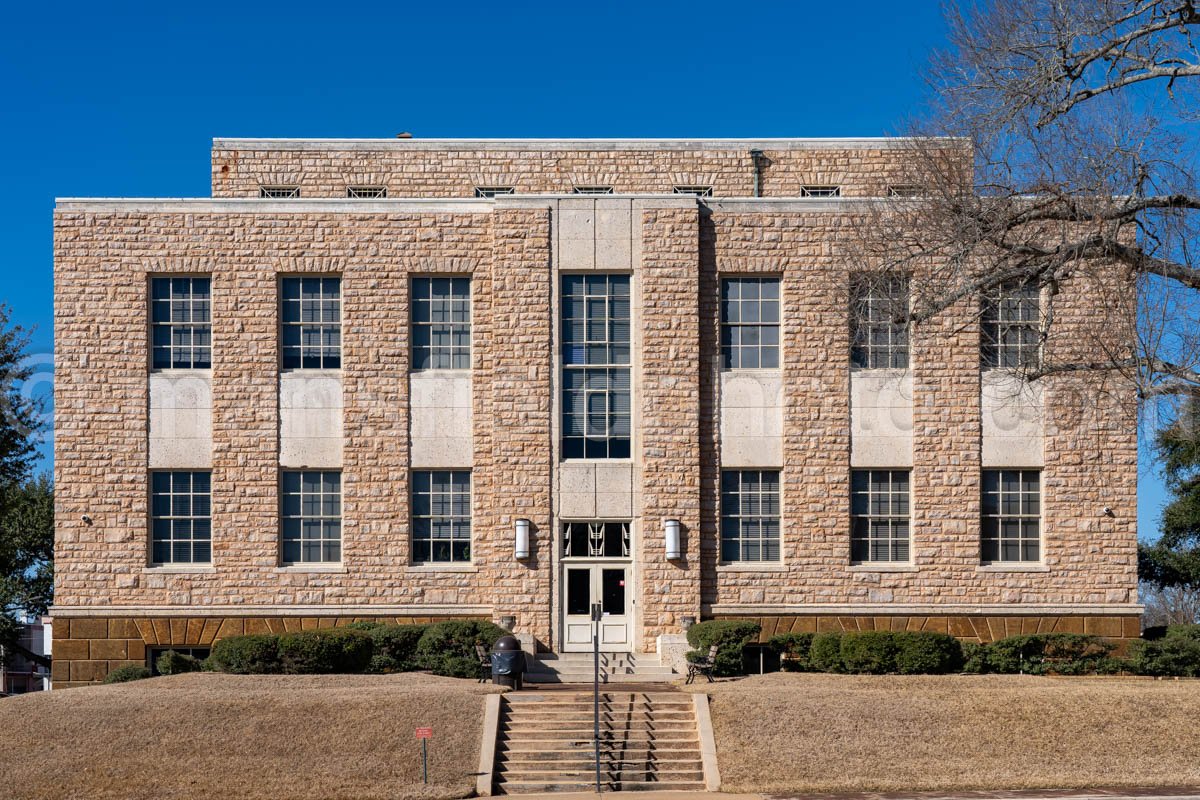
[709, 607, 1143, 643]
[49, 611, 492, 689]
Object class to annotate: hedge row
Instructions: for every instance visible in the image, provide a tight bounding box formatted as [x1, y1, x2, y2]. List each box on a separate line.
[770, 630, 965, 674]
[206, 620, 511, 678]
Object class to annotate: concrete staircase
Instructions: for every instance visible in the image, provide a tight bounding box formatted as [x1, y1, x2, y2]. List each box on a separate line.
[525, 651, 677, 684]
[493, 691, 706, 793]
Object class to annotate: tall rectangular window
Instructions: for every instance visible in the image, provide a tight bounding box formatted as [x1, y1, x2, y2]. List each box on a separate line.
[151, 277, 211, 369]
[850, 469, 910, 563]
[412, 278, 471, 369]
[281, 277, 341, 369]
[850, 274, 909, 369]
[151, 471, 211, 565]
[281, 471, 342, 564]
[721, 277, 780, 369]
[981, 469, 1041, 563]
[411, 470, 471, 564]
[720, 470, 781, 562]
[981, 281, 1041, 369]
[562, 274, 631, 459]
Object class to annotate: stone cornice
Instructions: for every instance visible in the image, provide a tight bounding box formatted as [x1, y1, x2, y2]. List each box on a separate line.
[213, 137, 965, 152]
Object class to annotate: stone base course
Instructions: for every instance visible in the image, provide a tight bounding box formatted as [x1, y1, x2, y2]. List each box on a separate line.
[51, 614, 482, 688]
[714, 613, 1142, 643]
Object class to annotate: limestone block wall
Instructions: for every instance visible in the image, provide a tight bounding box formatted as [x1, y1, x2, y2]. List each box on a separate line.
[638, 206, 702, 648]
[700, 205, 1139, 613]
[53, 204, 506, 614]
[210, 139, 961, 199]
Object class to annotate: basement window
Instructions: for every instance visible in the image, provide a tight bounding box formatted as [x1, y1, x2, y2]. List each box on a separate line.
[346, 186, 386, 198]
[260, 185, 300, 198]
[673, 185, 713, 197]
[887, 184, 925, 198]
[474, 186, 516, 197]
[799, 185, 841, 198]
[572, 185, 614, 195]
[148, 647, 211, 676]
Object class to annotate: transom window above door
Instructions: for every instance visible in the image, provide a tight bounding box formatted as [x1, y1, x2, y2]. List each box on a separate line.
[562, 521, 630, 558]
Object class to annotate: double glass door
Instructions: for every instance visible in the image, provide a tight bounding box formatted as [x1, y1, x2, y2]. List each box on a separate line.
[561, 522, 632, 652]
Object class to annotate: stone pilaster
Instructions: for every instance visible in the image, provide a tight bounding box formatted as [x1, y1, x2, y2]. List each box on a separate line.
[639, 206, 702, 648]
[480, 208, 554, 647]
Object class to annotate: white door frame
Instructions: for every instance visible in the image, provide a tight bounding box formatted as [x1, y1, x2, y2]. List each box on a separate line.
[558, 521, 635, 653]
[561, 561, 633, 652]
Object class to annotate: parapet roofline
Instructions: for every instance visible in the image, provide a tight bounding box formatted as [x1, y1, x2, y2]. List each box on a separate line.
[54, 196, 892, 213]
[213, 137, 966, 152]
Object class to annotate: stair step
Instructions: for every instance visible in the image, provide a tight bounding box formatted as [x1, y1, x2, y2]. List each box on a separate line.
[500, 742, 701, 754]
[497, 780, 706, 792]
[500, 757, 704, 770]
[492, 688, 704, 795]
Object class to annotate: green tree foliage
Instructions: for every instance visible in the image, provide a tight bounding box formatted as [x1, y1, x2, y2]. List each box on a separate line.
[0, 308, 49, 659]
[1140, 411, 1200, 609]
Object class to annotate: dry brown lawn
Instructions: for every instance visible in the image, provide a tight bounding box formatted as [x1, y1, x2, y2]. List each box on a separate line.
[0, 672, 501, 800]
[691, 673, 1200, 795]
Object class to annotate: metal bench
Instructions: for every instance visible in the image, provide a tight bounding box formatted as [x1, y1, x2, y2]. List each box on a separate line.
[686, 644, 719, 684]
[475, 644, 492, 683]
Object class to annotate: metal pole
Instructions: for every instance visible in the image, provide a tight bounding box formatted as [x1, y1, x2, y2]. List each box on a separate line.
[422, 738, 428, 784]
[593, 602, 602, 794]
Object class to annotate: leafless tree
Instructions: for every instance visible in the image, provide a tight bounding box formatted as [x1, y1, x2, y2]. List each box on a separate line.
[1140, 581, 1200, 624]
[853, 0, 1200, 412]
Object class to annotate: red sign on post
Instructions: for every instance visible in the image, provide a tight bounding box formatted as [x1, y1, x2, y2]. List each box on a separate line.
[415, 727, 433, 739]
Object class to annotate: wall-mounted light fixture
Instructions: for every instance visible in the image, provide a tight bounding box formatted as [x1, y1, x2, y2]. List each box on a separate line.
[514, 518, 531, 560]
[664, 518, 682, 560]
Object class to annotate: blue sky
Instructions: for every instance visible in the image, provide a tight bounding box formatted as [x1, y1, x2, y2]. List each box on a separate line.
[0, 0, 1169, 537]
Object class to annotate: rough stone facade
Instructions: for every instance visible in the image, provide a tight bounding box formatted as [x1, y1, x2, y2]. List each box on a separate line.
[51, 138, 1139, 686]
[211, 139, 941, 199]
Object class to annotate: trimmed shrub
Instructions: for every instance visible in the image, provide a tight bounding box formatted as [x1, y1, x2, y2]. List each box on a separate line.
[363, 624, 428, 673]
[156, 649, 205, 676]
[416, 620, 511, 678]
[103, 664, 152, 684]
[986, 633, 1114, 675]
[809, 632, 844, 673]
[686, 620, 762, 677]
[894, 632, 964, 674]
[839, 631, 899, 674]
[768, 632, 815, 672]
[277, 628, 374, 674]
[961, 642, 989, 674]
[208, 634, 283, 674]
[1130, 624, 1200, 677]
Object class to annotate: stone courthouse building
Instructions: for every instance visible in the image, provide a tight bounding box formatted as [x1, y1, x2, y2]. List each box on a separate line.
[50, 137, 1140, 686]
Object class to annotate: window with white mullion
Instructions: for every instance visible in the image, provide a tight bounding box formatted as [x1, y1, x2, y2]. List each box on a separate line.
[151, 277, 211, 369]
[411, 470, 472, 564]
[260, 185, 300, 198]
[850, 274, 909, 369]
[721, 277, 780, 369]
[150, 471, 212, 565]
[562, 274, 631, 459]
[981, 469, 1041, 563]
[981, 281, 1041, 369]
[720, 470, 782, 562]
[850, 469, 910, 563]
[281, 470, 342, 564]
[412, 277, 471, 369]
[281, 277, 341, 369]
